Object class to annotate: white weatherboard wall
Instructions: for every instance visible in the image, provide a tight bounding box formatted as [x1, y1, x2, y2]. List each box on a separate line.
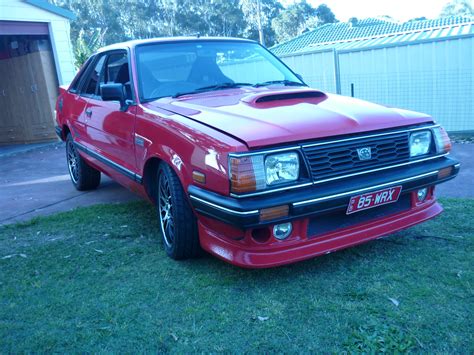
[278, 36, 474, 132]
[0, 0, 76, 84]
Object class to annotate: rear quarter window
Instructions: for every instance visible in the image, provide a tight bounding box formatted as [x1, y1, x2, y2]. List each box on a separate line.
[69, 57, 94, 94]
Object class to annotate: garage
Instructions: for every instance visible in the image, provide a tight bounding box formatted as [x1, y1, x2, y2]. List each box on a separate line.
[0, 0, 75, 145]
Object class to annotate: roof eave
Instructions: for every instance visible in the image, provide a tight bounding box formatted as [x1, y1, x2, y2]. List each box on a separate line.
[25, 0, 76, 20]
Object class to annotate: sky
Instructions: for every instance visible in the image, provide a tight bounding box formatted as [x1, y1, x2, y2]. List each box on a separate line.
[279, 0, 454, 22]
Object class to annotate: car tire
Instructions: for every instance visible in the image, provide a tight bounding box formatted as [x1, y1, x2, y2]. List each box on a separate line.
[66, 133, 101, 191]
[157, 162, 201, 259]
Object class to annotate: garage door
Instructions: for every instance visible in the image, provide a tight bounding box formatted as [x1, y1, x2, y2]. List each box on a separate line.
[0, 21, 58, 144]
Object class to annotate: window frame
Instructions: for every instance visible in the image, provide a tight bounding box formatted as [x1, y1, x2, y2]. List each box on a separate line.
[68, 56, 94, 94]
[79, 53, 107, 99]
[78, 48, 136, 104]
[134, 39, 305, 103]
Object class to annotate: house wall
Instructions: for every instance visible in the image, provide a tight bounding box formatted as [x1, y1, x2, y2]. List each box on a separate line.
[0, 0, 76, 84]
[277, 36, 474, 132]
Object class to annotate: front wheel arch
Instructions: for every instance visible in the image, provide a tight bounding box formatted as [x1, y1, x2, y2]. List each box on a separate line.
[142, 154, 191, 205]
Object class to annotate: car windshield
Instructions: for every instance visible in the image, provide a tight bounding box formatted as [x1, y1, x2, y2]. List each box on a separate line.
[135, 40, 305, 101]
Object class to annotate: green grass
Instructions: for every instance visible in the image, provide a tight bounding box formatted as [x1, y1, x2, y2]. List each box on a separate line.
[0, 199, 473, 352]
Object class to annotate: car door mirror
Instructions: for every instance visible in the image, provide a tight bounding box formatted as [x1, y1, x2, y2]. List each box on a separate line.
[100, 83, 128, 111]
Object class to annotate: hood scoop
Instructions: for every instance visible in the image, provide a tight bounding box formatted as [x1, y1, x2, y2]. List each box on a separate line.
[241, 89, 327, 106]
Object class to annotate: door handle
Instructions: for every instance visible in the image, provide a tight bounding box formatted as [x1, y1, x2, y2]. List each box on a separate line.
[85, 108, 92, 117]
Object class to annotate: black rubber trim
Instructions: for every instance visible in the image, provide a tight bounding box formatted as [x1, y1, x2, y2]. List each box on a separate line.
[188, 156, 459, 228]
[74, 141, 143, 184]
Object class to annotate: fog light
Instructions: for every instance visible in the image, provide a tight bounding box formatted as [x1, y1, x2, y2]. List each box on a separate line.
[417, 188, 428, 202]
[273, 222, 292, 240]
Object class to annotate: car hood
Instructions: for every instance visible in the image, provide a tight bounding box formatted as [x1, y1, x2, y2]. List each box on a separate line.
[146, 87, 433, 148]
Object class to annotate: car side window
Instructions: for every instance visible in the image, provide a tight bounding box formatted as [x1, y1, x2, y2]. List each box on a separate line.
[69, 57, 93, 94]
[82, 55, 106, 98]
[101, 52, 132, 100]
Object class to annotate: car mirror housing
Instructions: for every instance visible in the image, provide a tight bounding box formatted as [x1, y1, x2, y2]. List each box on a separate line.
[100, 83, 128, 111]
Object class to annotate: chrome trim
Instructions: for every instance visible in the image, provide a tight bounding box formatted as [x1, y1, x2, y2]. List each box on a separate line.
[229, 145, 300, 157]
[228, 124, 441, 198]
[230, 153, 448, 198]
[293, 170, 439, 207]
[312, 153, 448, 185]
[454, 163, 461, 168]
[189, 195, 259, 215]
[134, 133, 152, 144]
[230, 182, 313, 198]
[302, 124, 439, 148]
[74, 141, 143, 183]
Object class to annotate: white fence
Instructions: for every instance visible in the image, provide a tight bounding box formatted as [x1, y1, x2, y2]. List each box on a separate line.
[279, 36, 474, 132]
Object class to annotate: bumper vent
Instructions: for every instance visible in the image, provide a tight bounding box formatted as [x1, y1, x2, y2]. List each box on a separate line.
[302, 131, 410, 182]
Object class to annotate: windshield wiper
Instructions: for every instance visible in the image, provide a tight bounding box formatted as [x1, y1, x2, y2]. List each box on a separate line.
[253, 80, 307, 88]
[172, 82, 253, 98]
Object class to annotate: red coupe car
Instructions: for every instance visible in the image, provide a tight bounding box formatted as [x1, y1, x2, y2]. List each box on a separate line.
[55, 37, 459, 268]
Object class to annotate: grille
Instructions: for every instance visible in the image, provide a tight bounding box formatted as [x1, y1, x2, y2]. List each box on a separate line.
[302, 131, 410, 182]
[307, 194, 411, 238]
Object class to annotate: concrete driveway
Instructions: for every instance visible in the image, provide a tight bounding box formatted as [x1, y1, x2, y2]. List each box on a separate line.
[0, 142, 472, 225]
[0, 143, 138, 225]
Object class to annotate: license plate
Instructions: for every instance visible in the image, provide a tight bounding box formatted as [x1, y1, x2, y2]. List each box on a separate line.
[346, 186, 402, 215]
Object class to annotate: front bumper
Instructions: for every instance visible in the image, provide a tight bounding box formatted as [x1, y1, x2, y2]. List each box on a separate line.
[197, 200, 443, 268]
[189, 156, 459, 228]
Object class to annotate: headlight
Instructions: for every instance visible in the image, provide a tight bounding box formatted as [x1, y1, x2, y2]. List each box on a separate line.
[409, 130, 431, 157]
[230, 151, 301, 194]
[265, 152, 299, 185]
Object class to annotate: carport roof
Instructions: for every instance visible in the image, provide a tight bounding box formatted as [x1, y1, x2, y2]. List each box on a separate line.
[271, 16, 474, 56]
[25, 0, 75, 20]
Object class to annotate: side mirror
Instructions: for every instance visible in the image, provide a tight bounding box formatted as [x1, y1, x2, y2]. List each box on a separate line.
[100, 83, 128, 111]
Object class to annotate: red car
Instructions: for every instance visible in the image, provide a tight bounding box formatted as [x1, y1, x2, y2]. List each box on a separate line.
[55, 37, 459, 268]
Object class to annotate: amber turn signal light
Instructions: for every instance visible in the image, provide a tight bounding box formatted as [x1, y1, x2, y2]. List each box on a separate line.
[438, 167, 452, 179]
[192, 170, 206, 184]
[259, 205, 289, 222]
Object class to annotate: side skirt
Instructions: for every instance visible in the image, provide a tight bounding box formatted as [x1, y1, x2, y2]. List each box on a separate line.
[74, 141, 143, 184]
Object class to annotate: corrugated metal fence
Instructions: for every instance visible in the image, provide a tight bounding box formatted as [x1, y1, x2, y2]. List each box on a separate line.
[279, 31, 474, 132]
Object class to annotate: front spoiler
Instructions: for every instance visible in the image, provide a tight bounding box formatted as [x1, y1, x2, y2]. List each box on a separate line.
[189, 156, 459, 228]
[198, 199, 443, 268]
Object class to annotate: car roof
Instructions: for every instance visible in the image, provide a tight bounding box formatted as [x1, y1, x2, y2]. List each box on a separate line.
[97, 36, 257, 53]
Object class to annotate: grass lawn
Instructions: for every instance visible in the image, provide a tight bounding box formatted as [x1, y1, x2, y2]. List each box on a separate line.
[0, 198, 473, 352]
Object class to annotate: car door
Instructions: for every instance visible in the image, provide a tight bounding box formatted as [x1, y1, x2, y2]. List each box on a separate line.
[80, 50, 138, 176]
[74, 55, 106, 149]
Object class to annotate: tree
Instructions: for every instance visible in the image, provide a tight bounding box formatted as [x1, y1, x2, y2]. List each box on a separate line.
[314, 4, 337, 25]
[272, 1, 337, 43]
[176, 0, 245, 37]
[440, 0, 474, 17]
[49, 0, 284, 54]
[73, 28, 106, 68]
[240, 0, 283, 47]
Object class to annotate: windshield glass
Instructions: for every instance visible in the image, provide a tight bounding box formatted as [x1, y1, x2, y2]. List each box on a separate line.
[135, 40, 303, 101]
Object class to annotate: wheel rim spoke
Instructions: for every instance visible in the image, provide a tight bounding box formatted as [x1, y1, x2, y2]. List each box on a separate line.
[66, 140, 79, 183]
[158, 172, 174, 248]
